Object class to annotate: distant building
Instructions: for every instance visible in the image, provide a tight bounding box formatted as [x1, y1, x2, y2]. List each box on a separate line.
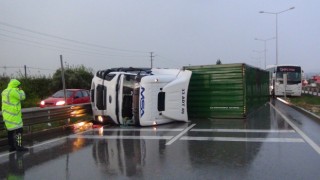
[311, 75, 320, 84]
[308, 75, 320, 87]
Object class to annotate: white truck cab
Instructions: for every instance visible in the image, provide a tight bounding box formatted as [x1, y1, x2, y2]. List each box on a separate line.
[91, 67, 192, 126]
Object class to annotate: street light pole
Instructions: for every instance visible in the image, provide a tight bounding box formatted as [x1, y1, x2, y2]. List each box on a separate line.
[254, 37, 275, 69]
[259, 7, 295, 65]
[276, 13, 278, 65]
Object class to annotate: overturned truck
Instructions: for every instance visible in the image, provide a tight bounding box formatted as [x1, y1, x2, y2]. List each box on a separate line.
[90, 64, 269, 126]
[90, 67, 192, 126]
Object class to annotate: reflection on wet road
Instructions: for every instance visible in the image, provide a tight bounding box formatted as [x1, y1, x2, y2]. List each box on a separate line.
[1, 99, 320, 179]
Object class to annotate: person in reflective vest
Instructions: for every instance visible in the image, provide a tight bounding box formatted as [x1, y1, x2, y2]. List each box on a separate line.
[1, 79, 28, 152]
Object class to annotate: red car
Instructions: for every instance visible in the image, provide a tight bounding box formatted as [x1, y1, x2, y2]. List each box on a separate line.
[40, 89, 90, 108]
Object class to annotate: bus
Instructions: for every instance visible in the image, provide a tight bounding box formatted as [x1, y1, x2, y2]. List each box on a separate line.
[266, 65, 302, 97]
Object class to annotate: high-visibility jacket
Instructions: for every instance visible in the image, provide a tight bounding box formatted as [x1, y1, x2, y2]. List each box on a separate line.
[1, 79, 26, 131]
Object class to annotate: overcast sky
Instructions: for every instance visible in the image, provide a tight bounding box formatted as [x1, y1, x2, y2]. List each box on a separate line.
[0, 0, 319, 76]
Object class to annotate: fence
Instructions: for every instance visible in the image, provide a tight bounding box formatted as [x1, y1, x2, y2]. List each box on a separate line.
[0, 103, 92, 146]
[302, 86, 320, 96]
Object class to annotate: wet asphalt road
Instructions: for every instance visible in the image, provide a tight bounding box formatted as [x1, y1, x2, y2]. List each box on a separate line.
[1, 99, 320, 179]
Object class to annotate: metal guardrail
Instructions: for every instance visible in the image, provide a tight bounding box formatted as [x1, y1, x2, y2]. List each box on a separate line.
[0, 103, 93, 146]
[302, 86, 320, 96]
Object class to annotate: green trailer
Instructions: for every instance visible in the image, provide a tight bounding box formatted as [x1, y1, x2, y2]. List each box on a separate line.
[185, 63, 269, 119]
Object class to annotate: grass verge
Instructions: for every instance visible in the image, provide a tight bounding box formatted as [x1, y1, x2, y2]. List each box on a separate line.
[287, 94, 320, 116]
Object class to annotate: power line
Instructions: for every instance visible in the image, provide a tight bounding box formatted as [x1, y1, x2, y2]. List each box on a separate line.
[0, 66, 21, 69]
[0, 66, 54, 71]
[0, 27, 149, 57]
[0, 27, 131, 55]
[0, 34, 148, 59]
[0, 21, 148, 54]
[27, 66, 55, 71]
[0, 65, 56, 77]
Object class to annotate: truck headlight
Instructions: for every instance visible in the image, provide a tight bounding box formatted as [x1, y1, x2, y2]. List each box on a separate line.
[98, 116, 104, 123]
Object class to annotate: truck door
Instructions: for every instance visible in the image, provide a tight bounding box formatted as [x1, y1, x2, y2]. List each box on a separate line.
[121, 74, 135, 124]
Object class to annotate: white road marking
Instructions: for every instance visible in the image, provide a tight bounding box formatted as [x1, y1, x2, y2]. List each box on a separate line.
[0, 151, 15, 158]
[270, 102, 320, 155]
[191, 129, 295, 133]
[181, 136, 304, 143]
[95, 128, 184, 132]
[165, 123, 196, 145]
[69, 135, 172, 140]
[68, 134, 303, 143]
[89, 128, 294, 133]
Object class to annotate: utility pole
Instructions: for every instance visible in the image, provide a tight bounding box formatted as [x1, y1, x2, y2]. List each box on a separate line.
[60, 55, 67, 104]
[150, 52, 154, 68]
[24, 65, 27, 78]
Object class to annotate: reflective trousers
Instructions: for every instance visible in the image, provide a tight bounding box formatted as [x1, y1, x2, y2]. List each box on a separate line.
[7, 128, 23, 150]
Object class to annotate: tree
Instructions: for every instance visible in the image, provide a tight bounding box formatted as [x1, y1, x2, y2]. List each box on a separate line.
[216, 59, 222, 65]
[0, 75, 52, 108]
[51, 65, 94, 92]
[18, 76, 53, 107]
